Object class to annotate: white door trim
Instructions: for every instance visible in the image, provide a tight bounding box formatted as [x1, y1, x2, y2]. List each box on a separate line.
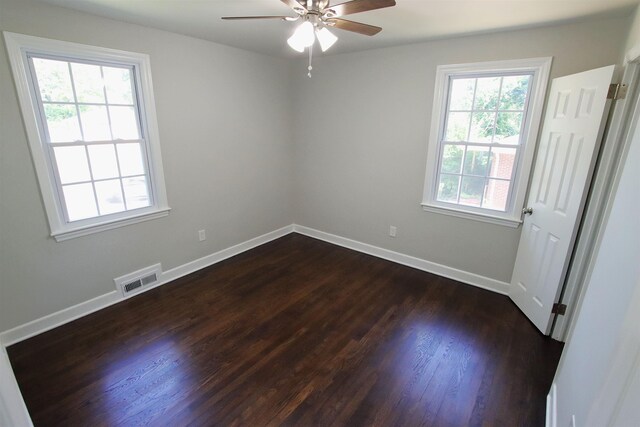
[551, 53, 640, 340]
[0, 346, 33, 427]
[509, 65, 616, 334]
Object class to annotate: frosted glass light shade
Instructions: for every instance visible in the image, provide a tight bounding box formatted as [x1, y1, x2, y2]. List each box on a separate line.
[287, 35, 305, 52]
[287, 21, 315, 52]
[316, 27, 338, 52]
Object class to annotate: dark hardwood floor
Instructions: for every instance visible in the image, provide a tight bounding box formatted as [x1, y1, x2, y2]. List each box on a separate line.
[8, 233, 563, 426]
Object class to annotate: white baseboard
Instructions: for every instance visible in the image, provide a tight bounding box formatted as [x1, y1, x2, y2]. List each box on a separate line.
[160, 225, 294, 284]
[293, 224, 510, 295]
[0, 222, 509, 427]
[0, 291, 121, 347]
[0, 225, 294, 347]
[0, 223, 509, 347]
[546, 383, 557, 427]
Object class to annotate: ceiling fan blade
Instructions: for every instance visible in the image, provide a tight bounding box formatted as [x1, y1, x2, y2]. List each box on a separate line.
[328, 0, 396, 17]
[326, 18, 382, 36]
[280, 0, 308, 13]
[222, 16, 294, 20]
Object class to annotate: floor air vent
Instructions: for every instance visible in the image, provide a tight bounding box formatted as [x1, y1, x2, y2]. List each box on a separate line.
[114, 264, 162, 298]
[123, 279, 143, 293]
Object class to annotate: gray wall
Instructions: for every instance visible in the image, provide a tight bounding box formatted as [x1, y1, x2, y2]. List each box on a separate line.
[0, 0, 633, 333]
[291, 15, 631, 282]
[0, 0, 294, 332]
[624, 4, 640, 57]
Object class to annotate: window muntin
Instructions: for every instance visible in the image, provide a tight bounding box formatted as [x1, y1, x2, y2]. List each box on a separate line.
[436, 73, 533, 212]
[4, 31, 170, 241]
[28, 55, 152, 222]
[421, 58, 552, 227]
[421, 57, 553, 228]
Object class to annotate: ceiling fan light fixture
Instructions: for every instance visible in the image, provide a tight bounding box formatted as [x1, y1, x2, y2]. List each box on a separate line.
[315, 27, 338, 52]
[287, 34, 305, 52]
[223, 0, 396, 74]
[287, 20, 315, 52]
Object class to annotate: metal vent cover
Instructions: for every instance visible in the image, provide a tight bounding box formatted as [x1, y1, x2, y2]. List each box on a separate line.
[114, 264, 162, 298]
[140, 273, 157, 286]
[123, 279, 143, 293]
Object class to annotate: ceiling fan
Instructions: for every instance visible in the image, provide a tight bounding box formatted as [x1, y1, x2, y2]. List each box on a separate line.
[223, 0, 396, 67]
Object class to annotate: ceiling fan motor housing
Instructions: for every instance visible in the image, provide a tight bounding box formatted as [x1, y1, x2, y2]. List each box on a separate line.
[222, 0, 396, 37]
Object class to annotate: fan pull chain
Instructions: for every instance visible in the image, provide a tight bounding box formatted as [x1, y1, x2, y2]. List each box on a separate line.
[308, 44, 313, 78]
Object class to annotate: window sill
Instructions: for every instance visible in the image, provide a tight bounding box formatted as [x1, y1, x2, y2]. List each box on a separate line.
[421, 203, 522, 228]
[51, 207, 171, 242]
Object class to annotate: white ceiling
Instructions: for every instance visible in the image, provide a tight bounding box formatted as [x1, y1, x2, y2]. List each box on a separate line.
[39, 0, 639, 57]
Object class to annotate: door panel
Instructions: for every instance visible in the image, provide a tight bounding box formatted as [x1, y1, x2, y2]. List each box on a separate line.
[509, 65, 616, 334]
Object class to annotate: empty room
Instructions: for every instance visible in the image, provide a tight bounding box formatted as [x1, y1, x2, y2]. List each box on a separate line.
[1, 0, 639, 425]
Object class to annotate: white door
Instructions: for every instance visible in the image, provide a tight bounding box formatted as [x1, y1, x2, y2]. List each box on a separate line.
[509, 65, 616, 334]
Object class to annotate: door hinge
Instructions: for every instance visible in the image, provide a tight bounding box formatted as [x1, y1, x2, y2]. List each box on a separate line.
[607, 83, 627, 100]
[552, 303, 567, 315]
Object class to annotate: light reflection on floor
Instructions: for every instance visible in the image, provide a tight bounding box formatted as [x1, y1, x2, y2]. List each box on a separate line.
[97, 338, 194, 425]
[384, 316, 490, 411]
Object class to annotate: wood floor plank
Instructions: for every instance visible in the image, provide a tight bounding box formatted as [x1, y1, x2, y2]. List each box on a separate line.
[7, 234, 563, 426]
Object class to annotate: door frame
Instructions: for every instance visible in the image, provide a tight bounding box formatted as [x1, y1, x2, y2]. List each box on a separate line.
[551, 49, 640, 341]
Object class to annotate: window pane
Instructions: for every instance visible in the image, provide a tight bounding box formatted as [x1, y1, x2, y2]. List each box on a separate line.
[444, 112, 470, 142]
[62, 183, 98, 221]
[44, 104, 82, 142]
[110, 106, 140, 140]
[483, 179, 511, 211]
[437, 174, 460, 202]
[469, 112, 495, 143]
[449, 78, 475, 110]
[500, 75, 530, 111]
[32, 58, 74, 103]
[88, 144, 119, 180]
[117, 143, 145, 176]
[104, 67, 134, 105]
[494, 112, 523, 144]
[440, 144, 464, 174]
[123, 176, 151, 209]
[79, 105, 111, 141]
[473, 77, 501, 110]
[489, 147, 517, 179]
[71, 63, 105, 103]
[463, 146, 490, 176]
[95, 179, 125, 215]
[459, 176, 485, 207]
[54, 146, 91, 184]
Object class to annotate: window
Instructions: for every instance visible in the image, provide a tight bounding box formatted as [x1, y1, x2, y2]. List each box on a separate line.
[422, 58, 552, 227]
[4, 32, 169, 241]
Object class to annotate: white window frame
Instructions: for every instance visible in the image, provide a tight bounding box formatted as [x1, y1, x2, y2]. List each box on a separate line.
[422, 57, 552, 228]
[4, 32, 170, 241]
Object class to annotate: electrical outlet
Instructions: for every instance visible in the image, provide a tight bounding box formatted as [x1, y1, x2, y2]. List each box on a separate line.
[198, 229, 206, 242]
[389, 226, 397, 237]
